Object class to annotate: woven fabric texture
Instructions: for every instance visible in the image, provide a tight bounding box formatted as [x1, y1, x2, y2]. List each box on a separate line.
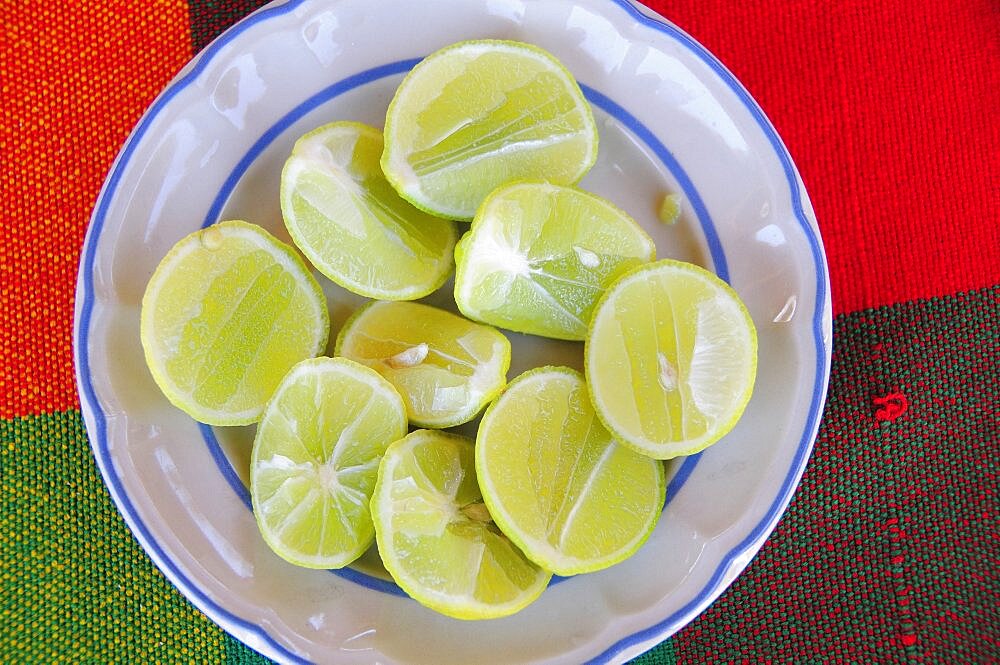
[2, 0, 998, 662]
[675, 288, 1000, 662]
[1, 0, 192, 418]
[0, 412, 225, 662]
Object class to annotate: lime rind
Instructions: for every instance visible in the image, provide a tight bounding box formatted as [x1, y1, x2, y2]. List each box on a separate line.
[475, 366, 665, 575]
[454, 180, 655, 340]
[250, 356, 407, 569]
[381, 39, 599, 220]
[334, 300, 511, 429]
[140, 220, 329, 426]
[280, 121, 458, 300]
[371, 430, 551, 619]
[584, 259, 758, 460]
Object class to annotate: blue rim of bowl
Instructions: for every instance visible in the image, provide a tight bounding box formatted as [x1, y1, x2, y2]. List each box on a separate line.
[73, 0, 831, 663]
[194, 63, 719, 597]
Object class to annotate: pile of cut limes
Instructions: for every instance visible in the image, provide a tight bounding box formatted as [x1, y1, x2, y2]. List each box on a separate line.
[140, 40, 757, 620]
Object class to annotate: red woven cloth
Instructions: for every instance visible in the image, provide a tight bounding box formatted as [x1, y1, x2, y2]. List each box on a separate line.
[2, 0, 997, 662]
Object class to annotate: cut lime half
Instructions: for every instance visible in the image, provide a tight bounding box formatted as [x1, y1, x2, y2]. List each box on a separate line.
[476, 367, 665, 575]
[455, 181, 654, 340]
[281, 121, 457, 300]
[140, 220, 329, 426]
[371, 430, 551, 619]
[335, 301, 510, 428]
[382, 40, 598, 220]
[250, 357, 407, 569]
[586, 259, 758, 459]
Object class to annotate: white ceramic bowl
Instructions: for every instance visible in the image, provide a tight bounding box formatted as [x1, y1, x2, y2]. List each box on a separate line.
[74, 0, 832, 662]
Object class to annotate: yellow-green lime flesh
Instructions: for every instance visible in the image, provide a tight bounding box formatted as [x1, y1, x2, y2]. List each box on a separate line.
[586, 259, 758, 459]
[371, 430, 551, 619]
[251, 357, 407, 569]
[476, 366, 665, 575]
[455, 181, 655, 340]
[280, 121, 457, 300]
[381, 40, 598, 220]
[140, 220, 329, 426]
[335, 301, 510, 428]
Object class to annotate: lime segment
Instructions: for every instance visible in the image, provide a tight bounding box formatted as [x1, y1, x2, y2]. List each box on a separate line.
[381, 40, 598, 220]
[476, 367, 665, 575]
[139, 220, 329, 426]
[250, 357, 407, 569]
[280, 121, 457, 300]
[658, 193, 681, 225]
[586, 259, 758, 459]
[372, 430, 551, 619]
[455, 181, 654, 340]
[335, 301, 510, 428]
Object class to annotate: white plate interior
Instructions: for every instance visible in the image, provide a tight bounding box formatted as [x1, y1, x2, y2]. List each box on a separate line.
[75, 0, 832, 663]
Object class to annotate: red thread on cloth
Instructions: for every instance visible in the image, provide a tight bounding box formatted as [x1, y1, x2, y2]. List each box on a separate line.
[887, 514, 920, 656]
[874, 392, 909, 421]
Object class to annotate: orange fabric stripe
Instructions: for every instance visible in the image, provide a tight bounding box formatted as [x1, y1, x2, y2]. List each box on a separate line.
[2, 1, 192, 418]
